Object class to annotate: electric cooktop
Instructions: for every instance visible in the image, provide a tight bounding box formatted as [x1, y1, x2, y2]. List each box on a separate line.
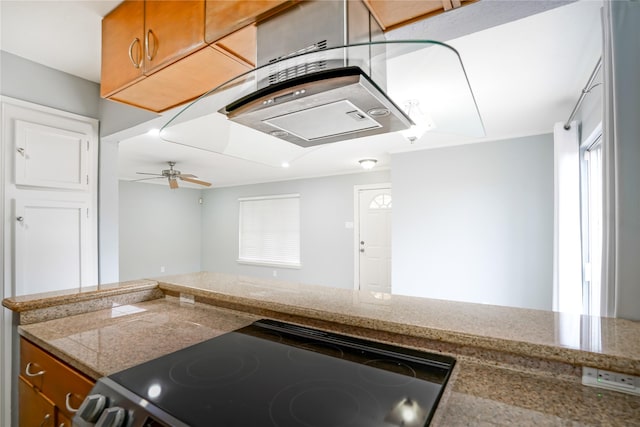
[74, 319, 455, 427]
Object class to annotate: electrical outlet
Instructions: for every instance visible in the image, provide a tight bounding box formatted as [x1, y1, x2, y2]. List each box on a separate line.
[272, 270, 278, 277]
[582, 367, 640, 395]
[160, 266, 165, 273]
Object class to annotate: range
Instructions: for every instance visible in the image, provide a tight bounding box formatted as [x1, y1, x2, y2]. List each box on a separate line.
[74, 319, 455, 427]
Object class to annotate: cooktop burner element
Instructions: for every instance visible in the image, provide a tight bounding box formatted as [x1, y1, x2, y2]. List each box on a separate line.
[74, 319, 455, 427]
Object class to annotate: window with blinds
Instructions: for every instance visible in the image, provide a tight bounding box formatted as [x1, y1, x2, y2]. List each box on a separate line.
[238, 194, 301, 267]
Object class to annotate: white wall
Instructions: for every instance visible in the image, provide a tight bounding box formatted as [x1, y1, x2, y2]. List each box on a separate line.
[391, 134, 554, 310]
[118, 181, 202, 281]
[201, 171, 390, 288]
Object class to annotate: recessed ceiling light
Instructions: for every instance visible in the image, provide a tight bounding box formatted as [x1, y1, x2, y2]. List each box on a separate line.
[147, 128, 160, 137]
[359, 159, 377, 170]
[281, 161, 290, 168]
[367, 108, 390, 117]
[270, 130, 289, 138]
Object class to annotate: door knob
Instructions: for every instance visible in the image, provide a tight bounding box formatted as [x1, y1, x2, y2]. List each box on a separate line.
[16, 216, 24, 222]
[360, 248, 365, 253]
[360, 241, 365, 245]
[16, 147, 25, 156]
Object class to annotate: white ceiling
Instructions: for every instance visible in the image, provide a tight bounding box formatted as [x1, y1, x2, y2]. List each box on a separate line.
[0, 0, 602, 189]
[0, 0, 120, 82]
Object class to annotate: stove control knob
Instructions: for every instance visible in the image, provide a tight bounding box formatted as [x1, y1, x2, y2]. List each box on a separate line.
[95, 406, 126, 427]
[76, 394, 107, 423]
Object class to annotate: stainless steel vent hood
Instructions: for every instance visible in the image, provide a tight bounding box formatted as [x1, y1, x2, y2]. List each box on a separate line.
[219, 0, 412, 148]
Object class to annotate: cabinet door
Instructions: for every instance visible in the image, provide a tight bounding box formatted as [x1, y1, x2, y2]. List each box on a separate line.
[19, 377, 55, 427]
[14, 199, 89, 295]
[20, 339, 94, 420]
[205, 0, 293, 43]
[56, 411, 72, 427]
[14, 120, 89, 191]
[144, 1, 206, 73]
[101, 0, 145, 97]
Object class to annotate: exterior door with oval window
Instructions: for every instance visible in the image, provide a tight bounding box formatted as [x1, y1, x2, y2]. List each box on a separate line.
[356, 186, 392, 293]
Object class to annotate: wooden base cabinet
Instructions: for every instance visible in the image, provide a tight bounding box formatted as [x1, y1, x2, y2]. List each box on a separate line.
[19, 338, 94, 427]
[18, 377, 54, 427]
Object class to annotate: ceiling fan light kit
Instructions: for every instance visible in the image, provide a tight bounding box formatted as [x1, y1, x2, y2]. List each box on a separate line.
[135, 161, 212, 189]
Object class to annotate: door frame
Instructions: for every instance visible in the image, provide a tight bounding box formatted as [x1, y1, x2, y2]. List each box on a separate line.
[353, 183, 392, 291]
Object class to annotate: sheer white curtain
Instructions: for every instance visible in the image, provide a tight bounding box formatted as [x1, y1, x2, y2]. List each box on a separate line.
[553, 121, 583, 314]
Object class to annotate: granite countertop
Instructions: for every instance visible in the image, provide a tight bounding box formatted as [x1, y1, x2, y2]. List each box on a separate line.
[18, 297, 640, 426]
[5, 271, 640, 376]
[156, 272, 640, 375]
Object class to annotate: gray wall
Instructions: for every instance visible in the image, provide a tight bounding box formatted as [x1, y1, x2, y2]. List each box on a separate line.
[391, 134, 554, 310]
[99, 97, 158, 138]
[99, 140, 120, 284]
[201, 171, 390, 288]
[610, 1, 640, 321]
[0, 51, 100, 118]
[119, 181, 202, 281]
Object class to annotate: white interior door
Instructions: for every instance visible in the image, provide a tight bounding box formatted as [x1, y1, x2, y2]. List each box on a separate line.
[358, 187, 392, 293]
[14, 199, 88, 295]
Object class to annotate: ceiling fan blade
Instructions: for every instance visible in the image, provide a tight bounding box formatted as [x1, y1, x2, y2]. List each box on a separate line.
[136, 172, 164, 176]
[130, 177, 164, 182]
[179, 174, 197, 178]
[169, 178, 179, 189]
[180, 176, 212, 187]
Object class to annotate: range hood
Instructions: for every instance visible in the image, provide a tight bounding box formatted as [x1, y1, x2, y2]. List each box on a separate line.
[219, 0, 413, 148]
[221, 66, 412, 148]
[159, 4, 486, 161]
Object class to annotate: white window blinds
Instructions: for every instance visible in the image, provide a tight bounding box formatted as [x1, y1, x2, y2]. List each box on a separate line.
[238, 194, 300, 267]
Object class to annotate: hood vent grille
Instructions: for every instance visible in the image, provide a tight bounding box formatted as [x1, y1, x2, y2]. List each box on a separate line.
[267, 40, 328, 86]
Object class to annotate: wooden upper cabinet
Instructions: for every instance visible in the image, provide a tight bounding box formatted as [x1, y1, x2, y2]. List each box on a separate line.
[101, 0, 205, 98]
[205, 0, 294, 44]
[214, 23, 257, 67]
[363, 0, 471, 30]
[110, 46, 252, 112]
[101, 0, 145, 97]
[144, 1, 206, 73]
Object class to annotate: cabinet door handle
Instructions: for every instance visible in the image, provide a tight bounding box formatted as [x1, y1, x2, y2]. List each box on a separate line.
[25, 362, 45, 377]
[145, 29, 157, 61]
[16, 147, 25, 156]
[65, 392, 81, 413]
[128, 37, 142, 69]
[39, 413, 51, 427]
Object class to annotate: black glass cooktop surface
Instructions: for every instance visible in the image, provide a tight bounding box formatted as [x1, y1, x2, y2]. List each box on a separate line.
[109, 319, 455, 427]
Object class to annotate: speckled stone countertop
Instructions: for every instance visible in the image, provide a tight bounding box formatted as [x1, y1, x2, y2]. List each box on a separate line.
[4, 271, 640, 376]
[19, 298, 259, 379]
[155, 272, 640, 376]
[17, 297, 640, 426]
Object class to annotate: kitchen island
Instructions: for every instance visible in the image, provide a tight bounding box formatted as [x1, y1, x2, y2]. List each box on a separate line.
[4, 272, 640, 426]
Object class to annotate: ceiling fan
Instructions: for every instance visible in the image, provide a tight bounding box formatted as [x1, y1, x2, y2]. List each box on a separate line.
[135, 161, 212, 189]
